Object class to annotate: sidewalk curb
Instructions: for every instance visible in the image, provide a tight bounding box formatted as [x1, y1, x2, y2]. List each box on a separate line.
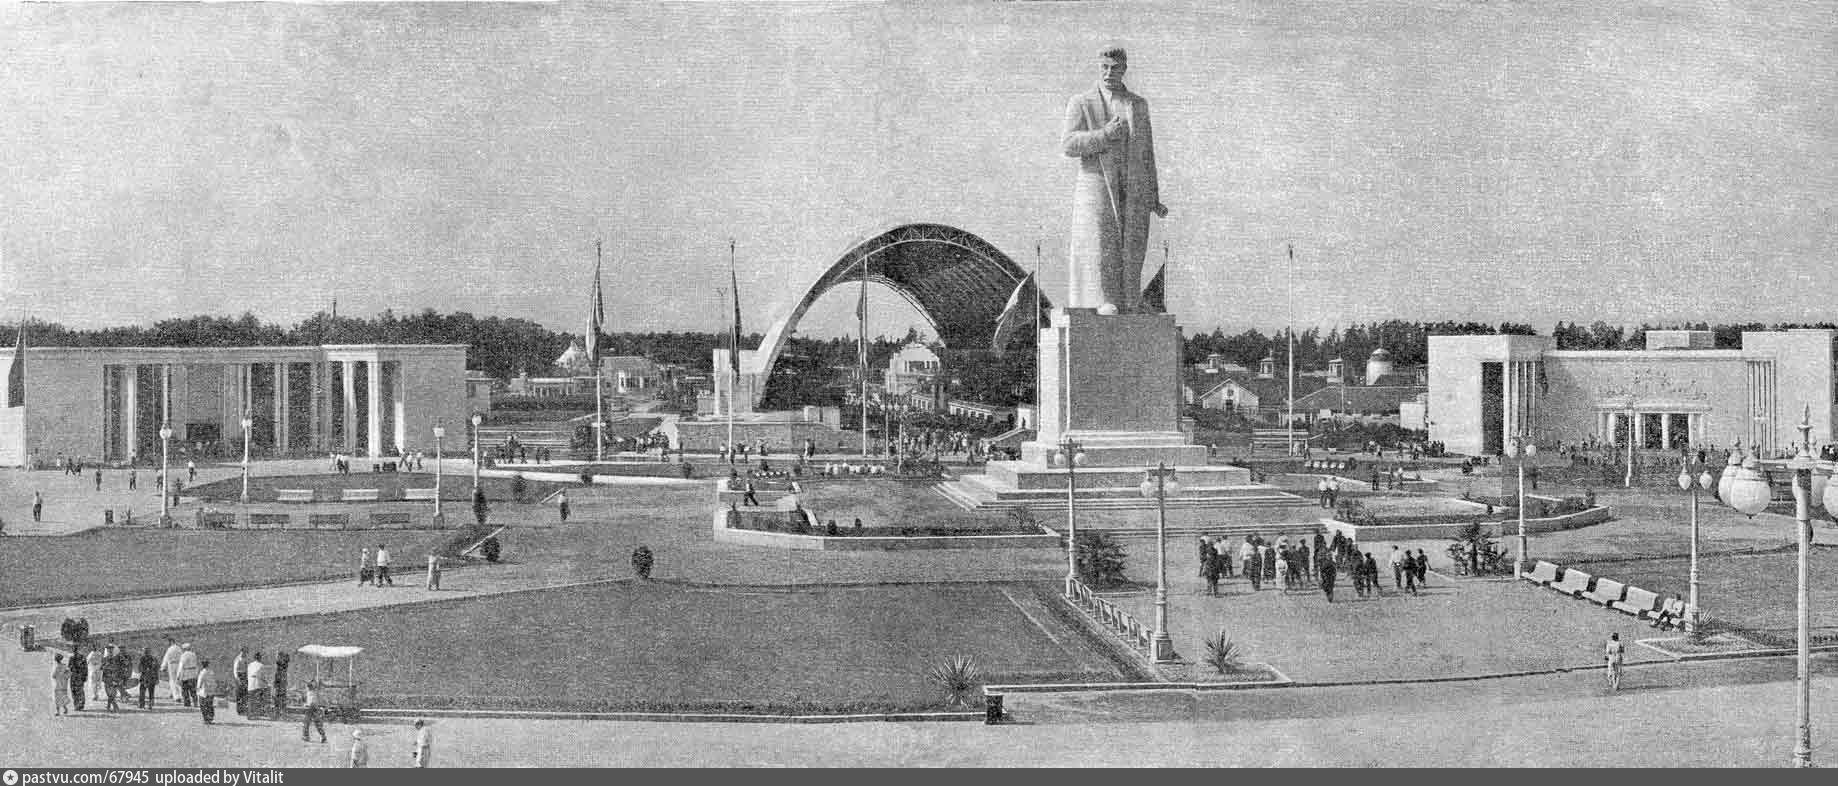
[358, 707, 984, 724]
[0, 563, 498, 615]
[82, 576, 629, 641]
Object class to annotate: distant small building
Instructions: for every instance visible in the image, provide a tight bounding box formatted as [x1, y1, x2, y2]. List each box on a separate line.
[883, 342, 941, 397]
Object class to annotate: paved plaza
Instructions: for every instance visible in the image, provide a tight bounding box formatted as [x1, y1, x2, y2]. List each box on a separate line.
[3, 455, 1837, 766]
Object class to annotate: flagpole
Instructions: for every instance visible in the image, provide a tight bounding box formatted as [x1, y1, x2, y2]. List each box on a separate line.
[728, 240, 741, 460]
[859, 255, 869, 460]
[593, 240, 606, 463]
[1286, 243, 1296, 458]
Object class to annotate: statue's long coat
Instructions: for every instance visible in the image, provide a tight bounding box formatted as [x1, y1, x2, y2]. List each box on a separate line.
[1061, 82, 1161, 313]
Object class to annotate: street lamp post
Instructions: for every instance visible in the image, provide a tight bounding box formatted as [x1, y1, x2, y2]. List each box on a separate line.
[1677, 452, 1715, 633]
[159, 424, 174, 528]
[240, 415, 253, 505]
[1723, 416, 1819, 768]
[432, 425, 446, 522]
[1511, 434, 1537, 578]
[470, 413, 484, 497]
[1139, 463, 1180, 663]
[1053, 438, 1084, 598]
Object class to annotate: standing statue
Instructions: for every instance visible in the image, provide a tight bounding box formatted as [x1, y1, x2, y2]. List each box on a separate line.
[1061, 46, 1169, 315]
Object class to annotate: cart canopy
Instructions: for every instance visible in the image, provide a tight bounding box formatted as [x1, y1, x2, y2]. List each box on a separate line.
[297, 645, 364, 660]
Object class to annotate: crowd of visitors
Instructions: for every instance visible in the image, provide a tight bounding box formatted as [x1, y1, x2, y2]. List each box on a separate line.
[1196, 531, 1436, 604]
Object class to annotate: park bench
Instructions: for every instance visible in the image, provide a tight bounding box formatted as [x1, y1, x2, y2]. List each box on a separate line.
[1612, 586, 1663, 618]
[402, 488, 439, 501]
[275, 489, 316, 503]
[1651, 597, 1688, 629]
[370, 512, 412, 528]
[1522, 560, 1561, 585]
[1583, 578, 1627, 606]
[341, 488, 381, 502]
[1548, 568, 1593, 598]
[196, 511, 236, 530]
[249, 513, 291, 529]
[308, 513, 350, 530]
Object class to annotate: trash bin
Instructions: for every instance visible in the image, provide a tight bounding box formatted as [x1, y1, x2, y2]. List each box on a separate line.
[983, 693, 1004, 725]
[19, 624, 34, 652]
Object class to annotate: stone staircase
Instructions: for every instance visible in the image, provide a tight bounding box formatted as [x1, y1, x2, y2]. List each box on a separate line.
[931, 473, 1312, 512]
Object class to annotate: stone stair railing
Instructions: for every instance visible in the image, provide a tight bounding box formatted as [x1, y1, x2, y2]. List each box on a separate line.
[1065, 578, 1153, 654]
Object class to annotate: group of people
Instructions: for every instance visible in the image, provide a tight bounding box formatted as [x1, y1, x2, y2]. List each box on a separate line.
[50, 636, 288, 724]
[1196, 531, 1436, 604]
[49, 636, 436, 766]
[357, 543, 444, 590]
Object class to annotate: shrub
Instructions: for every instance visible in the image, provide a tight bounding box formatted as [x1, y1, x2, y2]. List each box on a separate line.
[1445, 522, 1509, 576]
[479, 537, 502, 563]
[1075, 531, 1130, 587]
[510, 474, 528, 502]
[1202, 631, 1246, 676]
[630, 546, 654, 579]
[927, 655, 982, 709]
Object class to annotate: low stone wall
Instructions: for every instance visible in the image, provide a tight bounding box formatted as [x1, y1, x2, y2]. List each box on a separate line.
[1322, 505, 1613, 541]
[710, 510, 1059, 551]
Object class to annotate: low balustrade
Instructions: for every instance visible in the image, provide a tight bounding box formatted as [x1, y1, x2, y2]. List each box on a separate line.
[1065, 579, 1154, 653]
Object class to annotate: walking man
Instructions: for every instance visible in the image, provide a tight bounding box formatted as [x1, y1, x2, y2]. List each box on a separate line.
[246, 651, 270, 719]
[349, 730, 370, 768]
[425, 552, 441, 591]
[1389, 545, 1404, 590]
[231, 647, 249, 716]
[558, 490, 570, 523]
[195, 659, 217, 724]
[94, 469, 102, 492]
[128, 469, 137, 490]
[411, 718, 434, 767]
[177, 643, 200, 707]
[301, 680, 329, 743]
[359, 546, 374, 586]
[742, 479, 759, 506]
[33, 491, 43, 523]
[86, 644, 104, 701]
[161, 636, 184, 702]
[136, 646, 160, 709]
[187, 459, 197, 483]
[376, 544, 393, 586]
[1605, 632, 1625, 692]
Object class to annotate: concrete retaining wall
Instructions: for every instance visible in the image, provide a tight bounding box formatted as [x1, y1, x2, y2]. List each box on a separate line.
[710, 510, 1058, 551]
[1323, 505, 1613, 541]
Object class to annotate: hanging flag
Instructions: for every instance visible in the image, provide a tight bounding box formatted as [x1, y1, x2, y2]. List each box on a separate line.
[586, 241, 605, 369]
[990, 272, 1041, 356]
[729, 240, 743, 377]
[1140, 264, 1166, 314]
[7, 321, 23, 408]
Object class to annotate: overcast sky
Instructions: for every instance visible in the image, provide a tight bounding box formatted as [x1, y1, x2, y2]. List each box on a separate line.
[1, 1, 1831, 339]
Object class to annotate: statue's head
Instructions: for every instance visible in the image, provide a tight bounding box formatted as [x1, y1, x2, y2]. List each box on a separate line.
[1098, 46, 1127, 88]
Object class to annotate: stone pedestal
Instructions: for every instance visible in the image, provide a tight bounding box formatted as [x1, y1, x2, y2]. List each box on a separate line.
[1021, 308, 1206, 468]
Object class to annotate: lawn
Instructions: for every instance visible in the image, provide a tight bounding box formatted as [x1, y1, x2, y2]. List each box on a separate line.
[1560, 547, 1838, 637]
[185, 473, 569, 503]
[0, 528, 450, 608]
[126, 580, 1129, 713]
[795, 480, 1019, 531]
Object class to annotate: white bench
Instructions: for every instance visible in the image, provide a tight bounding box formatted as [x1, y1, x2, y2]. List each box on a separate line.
[402, 488, 439, 501]
[1523, 561, 1561, 585]
[340, 488, 381, 502]
[1548, 568, 1592, 598]
[1612, 586, 1662, 618]
[1584, 578, 1626, 606]
[275, 489, 315, 503]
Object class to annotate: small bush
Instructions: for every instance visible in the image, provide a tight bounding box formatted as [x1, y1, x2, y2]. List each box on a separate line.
[1203, 631, 1245, 676]
[1075, 531, 1130, 587]
[928, 655, 982, 708]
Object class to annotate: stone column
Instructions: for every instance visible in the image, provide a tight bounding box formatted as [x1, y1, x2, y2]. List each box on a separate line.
[273, 362, 288, 452]
[366, 359, 383, 458]
[123, 365, 139, 463]
[341, 360, 357, 452]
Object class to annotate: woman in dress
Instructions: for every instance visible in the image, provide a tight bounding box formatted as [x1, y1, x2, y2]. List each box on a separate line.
[52, 654, 70, 716]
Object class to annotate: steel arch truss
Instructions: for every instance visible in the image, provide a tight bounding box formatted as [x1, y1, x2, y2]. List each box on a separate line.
[754, 223, 1050, 383]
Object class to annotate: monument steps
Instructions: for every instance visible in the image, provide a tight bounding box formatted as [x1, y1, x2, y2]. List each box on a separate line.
[930, 478, 1310, 513]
